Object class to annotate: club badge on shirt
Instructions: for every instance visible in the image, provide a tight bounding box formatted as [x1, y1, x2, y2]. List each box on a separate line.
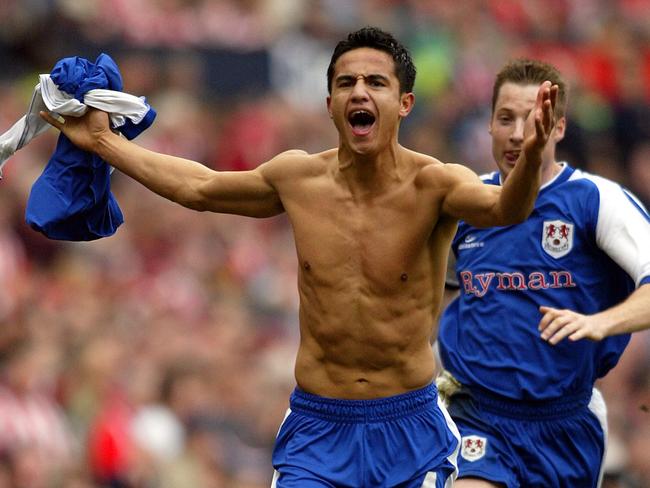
[542, 220, 574, 258]
[460, 435, 487, 461]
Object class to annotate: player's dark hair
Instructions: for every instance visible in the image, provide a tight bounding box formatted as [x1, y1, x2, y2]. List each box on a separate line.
[492, 59, 568, 119]
[327, 27, 416, 94]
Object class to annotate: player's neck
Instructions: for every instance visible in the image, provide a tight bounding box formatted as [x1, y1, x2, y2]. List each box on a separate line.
[339, 138, 398, 166]
[337, 144, 404, 196]
[540, 161, 563, 186]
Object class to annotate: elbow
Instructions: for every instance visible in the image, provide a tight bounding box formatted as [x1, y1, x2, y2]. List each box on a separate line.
[516, 203, 536, 224]
[499, 211, 530, 227]
[482, 204, 532, 228]
[183, 200, 207, 212]
[170, 187, 208, 212]
[508, 209, 531, 226]
[500, 198, 535, 226]
[182, 195, 209, 212]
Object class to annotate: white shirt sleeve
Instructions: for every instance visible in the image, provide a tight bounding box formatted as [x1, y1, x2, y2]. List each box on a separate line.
[592, 175, 650, 287]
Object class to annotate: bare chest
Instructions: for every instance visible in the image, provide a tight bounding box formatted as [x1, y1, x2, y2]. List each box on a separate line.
[286, 183, 437, 288]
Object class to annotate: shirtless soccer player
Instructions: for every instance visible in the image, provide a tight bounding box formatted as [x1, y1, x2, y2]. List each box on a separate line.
[41, 28, 557, 488]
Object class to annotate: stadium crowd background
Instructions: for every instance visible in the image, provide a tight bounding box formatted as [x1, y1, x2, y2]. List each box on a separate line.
[0, 0, 649, 487]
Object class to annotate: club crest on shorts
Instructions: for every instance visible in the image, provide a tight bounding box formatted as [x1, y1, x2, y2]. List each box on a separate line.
[460, 435, 487, 462]
[542, 220, 574, 258]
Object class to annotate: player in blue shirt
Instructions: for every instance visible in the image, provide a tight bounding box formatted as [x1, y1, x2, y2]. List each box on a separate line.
[437, 59, 650, 487]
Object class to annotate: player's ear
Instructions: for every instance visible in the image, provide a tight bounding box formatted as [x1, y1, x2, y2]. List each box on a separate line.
[553, 116, 566, 142]
[326, 96, 333, 118]
[399, 92, 415, 117]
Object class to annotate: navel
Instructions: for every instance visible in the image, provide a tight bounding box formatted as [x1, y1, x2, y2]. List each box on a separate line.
[400, 273, 408, 282]
[303, 261, 311, 271]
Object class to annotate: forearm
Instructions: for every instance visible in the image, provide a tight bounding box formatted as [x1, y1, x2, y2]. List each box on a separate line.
[97, 131, 214, 210]
[595, 283, 650, 336]
[498, 151, 542, 223]
[493, 81, 555, 224]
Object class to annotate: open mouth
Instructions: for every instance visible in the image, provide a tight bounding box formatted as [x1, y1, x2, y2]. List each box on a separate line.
[348, 110, 376, 136]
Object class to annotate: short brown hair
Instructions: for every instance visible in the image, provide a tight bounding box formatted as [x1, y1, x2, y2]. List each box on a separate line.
[492, 59, 567, 119]
[327, 26, 416, 95]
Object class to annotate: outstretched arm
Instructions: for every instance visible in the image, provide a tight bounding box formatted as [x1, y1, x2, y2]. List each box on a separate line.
[40, 109, 286, 217]
[442, 81, 558, 227]
[539, 283, 650, 344]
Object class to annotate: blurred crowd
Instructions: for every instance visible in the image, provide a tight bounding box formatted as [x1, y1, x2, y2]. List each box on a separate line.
[0, 0, 648, 487]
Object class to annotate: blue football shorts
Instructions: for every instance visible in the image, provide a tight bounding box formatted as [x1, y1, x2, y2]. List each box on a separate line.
[271, 383, 460, 487]
[447, 386, 608, 488]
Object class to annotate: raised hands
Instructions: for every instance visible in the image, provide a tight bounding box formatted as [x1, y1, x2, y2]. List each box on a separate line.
[523, 81, 558, 164]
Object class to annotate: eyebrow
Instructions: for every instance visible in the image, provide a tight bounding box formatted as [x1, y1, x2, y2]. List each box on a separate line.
[335, 73, 390, 84]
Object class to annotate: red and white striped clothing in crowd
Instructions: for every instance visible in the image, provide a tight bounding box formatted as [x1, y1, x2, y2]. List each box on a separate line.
[0, 385, 72, 462]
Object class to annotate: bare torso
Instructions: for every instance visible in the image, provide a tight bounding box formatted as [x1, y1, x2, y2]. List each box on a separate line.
[268, 147, 457, 399]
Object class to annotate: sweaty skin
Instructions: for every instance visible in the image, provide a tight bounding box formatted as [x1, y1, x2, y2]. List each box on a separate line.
[41, 47, 555, 400]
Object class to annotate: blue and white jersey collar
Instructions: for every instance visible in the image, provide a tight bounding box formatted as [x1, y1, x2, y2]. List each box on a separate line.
[491, 162, 573, 192]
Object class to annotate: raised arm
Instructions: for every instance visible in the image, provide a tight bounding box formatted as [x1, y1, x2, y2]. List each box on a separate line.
[40, 108, 286, 218]
[442, 81, 557, 227]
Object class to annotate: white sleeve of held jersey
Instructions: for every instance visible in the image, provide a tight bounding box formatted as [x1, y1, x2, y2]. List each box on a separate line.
[39, 74, 150, 126]
[0, 75, 151, 172]
[591, 175, 650, 287]
[0, 87, 51, 169]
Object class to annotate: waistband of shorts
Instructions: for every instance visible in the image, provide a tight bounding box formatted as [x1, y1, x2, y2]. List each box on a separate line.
[289, 383, 438, 422]
[467, 386, 592, 420]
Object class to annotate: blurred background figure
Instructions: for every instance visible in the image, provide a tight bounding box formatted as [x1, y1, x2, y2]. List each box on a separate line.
[0, 0, 648, 486]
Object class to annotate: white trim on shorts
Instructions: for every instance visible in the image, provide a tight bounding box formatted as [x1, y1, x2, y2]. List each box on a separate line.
[270, 408, 292, 487]
[436, 394, 460, 487]
[589, 388, 608, 488]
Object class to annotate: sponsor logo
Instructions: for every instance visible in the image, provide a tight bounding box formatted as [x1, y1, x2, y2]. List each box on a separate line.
[461, 435, 487, 462]
[459, 234, 484, 250]
[459, 269, 576, 297]
[542, 220, 574, 258]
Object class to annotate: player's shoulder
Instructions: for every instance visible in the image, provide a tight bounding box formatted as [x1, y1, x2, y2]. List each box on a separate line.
[261, 148, 329, 177]
[567, 167, 633, 201]
[569, 167, 649, 216]
[411, 151, 482, 188]
[568, 167, 621, 191]
[266, 148, 311, 165]
[272, 148, 336, 163]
